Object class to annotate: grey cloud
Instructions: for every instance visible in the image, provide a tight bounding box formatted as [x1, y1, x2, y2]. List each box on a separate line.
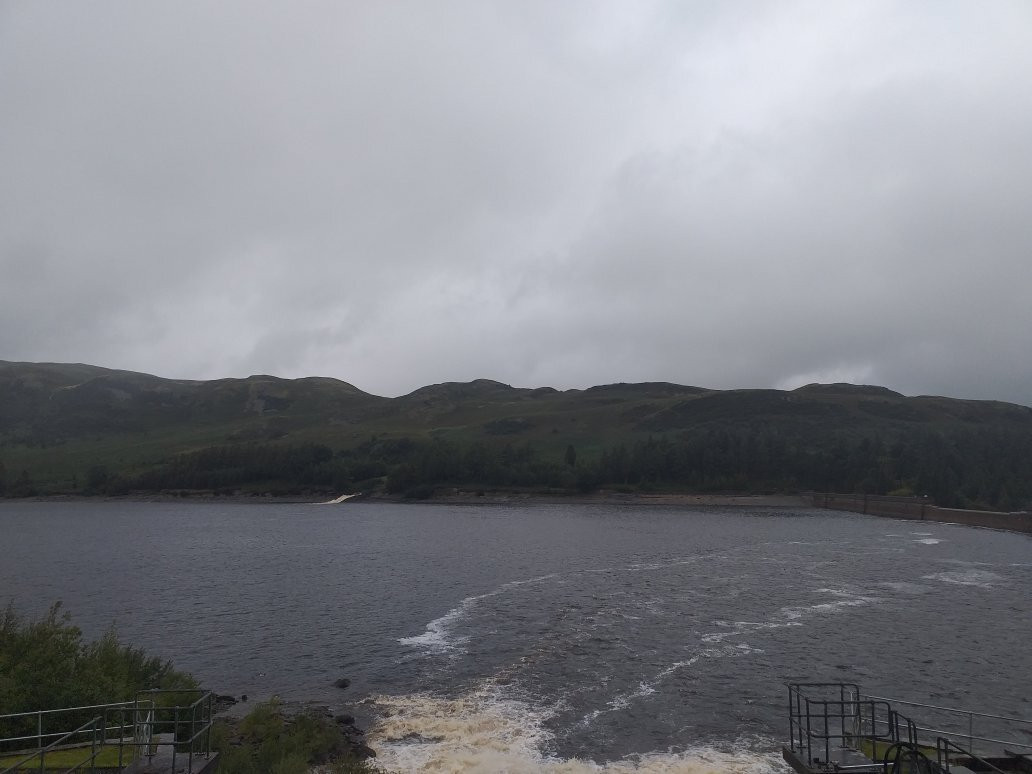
[1, 1, 1030, 404]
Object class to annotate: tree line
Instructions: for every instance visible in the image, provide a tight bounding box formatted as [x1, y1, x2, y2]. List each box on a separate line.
[9, 424, 1024, 510]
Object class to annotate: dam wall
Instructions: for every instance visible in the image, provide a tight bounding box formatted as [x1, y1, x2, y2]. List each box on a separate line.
[813, 492, 1032, 534]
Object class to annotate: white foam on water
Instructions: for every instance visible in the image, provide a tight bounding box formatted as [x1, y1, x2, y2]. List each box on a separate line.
[398, 603, 475, 654]
[580, 644, 761, 728]
[699, 589, 882, 645]
[914, 538, 941, 545]
[654, 656, 702, 681]
[922, 569, 1004, 588]
[702, 621, 797, 644]
[624, 556, 710, 573]
[400, 574, 559, 655]
[582, 554, 709, 576]
[779, 599, 867, 619]
[878, 581, 932, 595]
[778, 587, 882, 622]
[605, 681, 657, 712]
[368, 681, 788, 773]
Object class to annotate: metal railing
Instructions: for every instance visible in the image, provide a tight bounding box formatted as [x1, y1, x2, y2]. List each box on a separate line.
[0, 701, 141, 752]
[107, 689, 214, 773]
[860, 692, 1032, 759]
[936, 736, 1008, 774]
[0, 690, 215, 774]
[0, 716, 102, 774]
[788, 682, 897, 767]
[788, 683, 1032, 773]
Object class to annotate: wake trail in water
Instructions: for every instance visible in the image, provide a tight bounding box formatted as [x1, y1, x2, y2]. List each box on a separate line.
[398, 535, 856, 658]
[578, 587, 885, 721]
[577, 643, 764, 729]
[399, 574, 559, 654]
[573, 585, 887, 727]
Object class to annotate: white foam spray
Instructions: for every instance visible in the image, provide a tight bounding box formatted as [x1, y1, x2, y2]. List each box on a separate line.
[367, 680, 789, 773]
[923, 569, 1004, 588]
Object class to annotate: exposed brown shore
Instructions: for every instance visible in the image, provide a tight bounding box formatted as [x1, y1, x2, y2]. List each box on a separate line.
[364, 490, 812, 507]
[11, 490, 813, 508]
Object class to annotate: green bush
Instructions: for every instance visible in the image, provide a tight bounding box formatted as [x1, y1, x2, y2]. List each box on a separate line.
[0, 602, 196, 749]
[0, 602, 195, 709]
[212, 699, 383, 774]
[0, 605, 382, 771]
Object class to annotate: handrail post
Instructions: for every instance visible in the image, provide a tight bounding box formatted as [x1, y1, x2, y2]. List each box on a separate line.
[805, 697, 813, 763]
[206, 692, 212, 758]
[36, 710, 44, 774]
[189, 699, 196, 773]
[839, 684, 846, 748]
[99, 703, 106, 755]
[172, 705, 179, 772]
[824, 699, 831, 762]
[787, 687, 795, 752]
[118, 707, 125, 769]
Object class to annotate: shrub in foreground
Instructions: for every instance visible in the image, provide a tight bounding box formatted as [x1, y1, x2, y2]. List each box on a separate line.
[211, 699, 382, 774]
[0, 602, 196, 748]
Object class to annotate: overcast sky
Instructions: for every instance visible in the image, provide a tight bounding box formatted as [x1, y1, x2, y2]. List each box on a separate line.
[2, 2, 1031, 404]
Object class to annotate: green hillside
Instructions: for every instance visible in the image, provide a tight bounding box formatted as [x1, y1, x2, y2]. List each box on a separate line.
[2, 360, 1031, 509]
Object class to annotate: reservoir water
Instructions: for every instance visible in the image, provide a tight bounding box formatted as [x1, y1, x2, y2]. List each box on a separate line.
[2, 501, 1030, 772]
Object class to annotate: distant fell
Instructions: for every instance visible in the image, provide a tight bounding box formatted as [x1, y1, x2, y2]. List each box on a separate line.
[1, 360, 1030, 510]
[793, 382, 903, 398]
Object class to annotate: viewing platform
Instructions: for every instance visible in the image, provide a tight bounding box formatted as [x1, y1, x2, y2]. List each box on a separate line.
[785, 683, 1032, 773]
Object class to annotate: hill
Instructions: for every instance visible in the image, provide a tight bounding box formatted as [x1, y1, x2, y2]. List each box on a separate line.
[1, 361, 1031, 509]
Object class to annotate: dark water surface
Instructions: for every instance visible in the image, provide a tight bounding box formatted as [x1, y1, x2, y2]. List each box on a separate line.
[2, 502, 1030, 771]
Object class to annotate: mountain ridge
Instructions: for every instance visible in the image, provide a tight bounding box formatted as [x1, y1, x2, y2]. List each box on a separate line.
[3, 359, 1028, 410]
[1, 360, 1030, 509]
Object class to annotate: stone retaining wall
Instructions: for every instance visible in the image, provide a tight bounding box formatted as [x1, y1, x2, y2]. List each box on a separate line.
[812, 493, 1032, 534]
